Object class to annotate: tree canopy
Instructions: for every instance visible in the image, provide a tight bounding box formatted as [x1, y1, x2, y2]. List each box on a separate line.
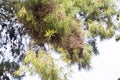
[0, 0, 120, 80]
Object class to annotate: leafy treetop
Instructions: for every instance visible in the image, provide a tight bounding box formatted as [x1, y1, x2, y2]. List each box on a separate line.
[7, 0, 120, 80]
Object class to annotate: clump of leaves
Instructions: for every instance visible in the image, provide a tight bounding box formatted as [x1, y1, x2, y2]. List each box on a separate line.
[57, 47, 70, 63]
[45, 29, 56, 41]
[24, 50, 60, 80]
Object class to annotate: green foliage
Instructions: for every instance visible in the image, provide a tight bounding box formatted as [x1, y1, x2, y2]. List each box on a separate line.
[88, 21, 115, 39]
[24, 50, 60, 80]
[45, 29, 56, 41]
[105, 27, 115, 39]
[57, 47, 70, 63]
[115, 34, 120, 41]
[14, 0, 119, 65]
[75, 0, 115, 16]
[10, 0, 120, 79]
[44, 12, 71, 36]
[13, 66, 26, 77]
[81, 44, 93, 69]
[17, 7, 27, 18]
[88, 21, 99, 37]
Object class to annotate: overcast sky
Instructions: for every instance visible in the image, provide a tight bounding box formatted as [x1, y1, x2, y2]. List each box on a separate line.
[72, 38, 120, 80]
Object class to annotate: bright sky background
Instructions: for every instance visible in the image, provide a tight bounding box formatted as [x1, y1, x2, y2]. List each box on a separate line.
[72, 38, 120, 80]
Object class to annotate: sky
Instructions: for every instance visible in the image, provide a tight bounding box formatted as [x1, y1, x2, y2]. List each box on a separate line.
[72, 38, 120, 80]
